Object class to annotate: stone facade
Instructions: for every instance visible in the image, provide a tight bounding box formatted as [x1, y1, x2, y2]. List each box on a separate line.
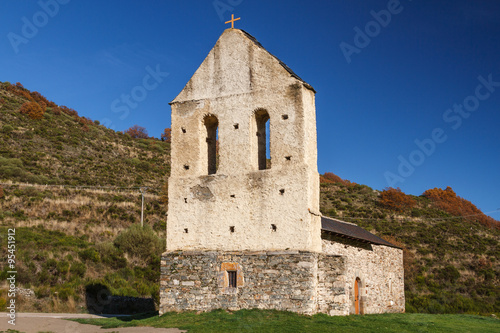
[159, 242, 404, 316]
[160, 250, 347, 315]
[322, 235, 405, 314]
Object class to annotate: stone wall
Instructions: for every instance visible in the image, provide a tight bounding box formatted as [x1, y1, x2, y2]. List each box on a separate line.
[322, 236, 405, 314]
[317, 254, 349, 315]
[160, 250, 346, 315]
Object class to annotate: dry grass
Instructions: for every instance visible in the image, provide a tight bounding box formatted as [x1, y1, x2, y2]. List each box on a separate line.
[0, 184, 166, 242]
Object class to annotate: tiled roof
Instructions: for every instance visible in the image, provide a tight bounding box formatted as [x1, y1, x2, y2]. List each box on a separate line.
[321, 216, 400, 248]
[239, 29, 316, 92]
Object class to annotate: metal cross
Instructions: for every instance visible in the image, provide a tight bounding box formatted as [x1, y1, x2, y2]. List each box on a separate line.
[225, 14, 241, 29]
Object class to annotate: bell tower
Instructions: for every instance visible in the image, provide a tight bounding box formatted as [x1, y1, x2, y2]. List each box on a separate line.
[166, 28, 320, 252]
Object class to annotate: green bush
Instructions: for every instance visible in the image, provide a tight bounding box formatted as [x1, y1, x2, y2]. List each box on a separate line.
[114, 224, 164, 263]
[436, 265, 461, 283]
[57, 260, 70, 275]
[2, 124, 14, 133]
[79, 248, 101, 263]
[96, 242, 127, 268]
[69, 262, 86, 278]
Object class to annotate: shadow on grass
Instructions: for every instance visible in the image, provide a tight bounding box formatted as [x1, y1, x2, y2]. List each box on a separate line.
[85, 283, 156, 315]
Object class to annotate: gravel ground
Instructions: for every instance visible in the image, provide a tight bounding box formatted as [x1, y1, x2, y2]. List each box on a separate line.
[0, 312, 186, 333]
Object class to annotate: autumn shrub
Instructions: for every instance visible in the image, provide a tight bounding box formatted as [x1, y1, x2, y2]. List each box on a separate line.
[161, 128, 171, 142]
[379, 187, 416, 212]
[423, 187, 499, 229]
[19, 101, 45, 119]
[0, 185, 4, 199]
[51, 106, 62, 115]
[60, 105, 78, 117]
[125, 125, 149, 139]
[30, 90, 55, 108]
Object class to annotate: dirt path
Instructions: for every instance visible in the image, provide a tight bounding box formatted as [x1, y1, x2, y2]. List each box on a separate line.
[0, 313, 186, 333]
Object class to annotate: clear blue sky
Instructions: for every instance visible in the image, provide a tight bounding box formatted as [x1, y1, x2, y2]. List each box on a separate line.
[1, 0, 499, 220]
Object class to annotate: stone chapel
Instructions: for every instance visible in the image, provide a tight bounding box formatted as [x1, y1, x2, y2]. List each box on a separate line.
[160, 28, 405, 316]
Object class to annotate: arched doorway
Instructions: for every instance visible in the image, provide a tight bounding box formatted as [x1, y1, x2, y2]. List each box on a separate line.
[354, 277, 361, 315]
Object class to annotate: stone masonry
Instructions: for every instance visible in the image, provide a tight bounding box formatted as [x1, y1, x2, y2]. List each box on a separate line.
[160, 250, 346, 315]
[322, 235, 405, 314]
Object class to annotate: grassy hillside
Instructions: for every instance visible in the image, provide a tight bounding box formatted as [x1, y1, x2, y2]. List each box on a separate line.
[0, 81, 498, 315]
[319, 179, 499, 314]
[0, 81, 170, 188]
[0, 81, 169, 312]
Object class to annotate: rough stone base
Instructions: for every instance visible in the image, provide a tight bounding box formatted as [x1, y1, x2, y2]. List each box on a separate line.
[160, 250, 346, 315]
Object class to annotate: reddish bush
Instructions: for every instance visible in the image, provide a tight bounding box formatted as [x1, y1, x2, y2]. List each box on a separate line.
[379, 187, 416, 212]
[0, 185, 4, 199]
[38, 100, 47, 111]
[161, 128, 171, 143]
[19, 101, 45, 120]
[320, 172, 355, 186]
[423, 187, 499, 229]
[51, 106, 62, 115]
[59, 105, 78, 117]
[5, 83, 33, 101]
[125, 125, 149, 139]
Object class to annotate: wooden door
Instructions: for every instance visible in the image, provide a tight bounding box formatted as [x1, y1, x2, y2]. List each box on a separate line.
[355, 278, 360, 315]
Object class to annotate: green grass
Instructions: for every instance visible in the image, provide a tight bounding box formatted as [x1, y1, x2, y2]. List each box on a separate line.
[71, 309, 499, 332]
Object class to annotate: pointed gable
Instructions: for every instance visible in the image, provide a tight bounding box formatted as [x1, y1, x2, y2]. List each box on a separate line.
[171, 29, 314, 104]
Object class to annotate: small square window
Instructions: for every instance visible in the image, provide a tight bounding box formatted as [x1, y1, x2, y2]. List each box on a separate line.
[181, 127, 186, 133]
[229, 226, 235, 233]
[282, 114, 289, 120]
[227, 271, 237, 288]
[233, 124, 239, 129]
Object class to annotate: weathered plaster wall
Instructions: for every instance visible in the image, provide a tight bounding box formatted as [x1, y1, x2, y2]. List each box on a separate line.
[322, 237, 405, 314]
[167, 29, 320, 252]
[159, 250, 331, 315]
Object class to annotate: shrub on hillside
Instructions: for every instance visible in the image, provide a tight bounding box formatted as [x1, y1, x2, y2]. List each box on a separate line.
[423, 186, 499, 229]
[95, 242, 127, 269]
[124, 125, 149, 139]
[379, 187, 416, 212]
[79, 248, 101, 263]
[19, 101, 45, 119]
[70, 261, 87, 278]
[114, 224, 164, 263]
[320, 172, 355, 186]
[2, 125, 14, 134]
[161, 128, 171, 142]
